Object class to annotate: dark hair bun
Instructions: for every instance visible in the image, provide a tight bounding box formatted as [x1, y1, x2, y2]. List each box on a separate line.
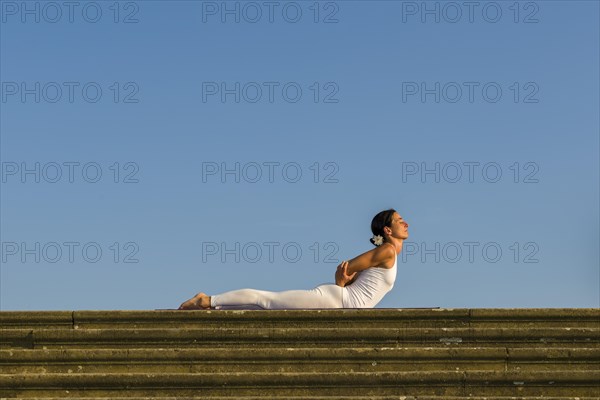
[370, 209, 397, 247]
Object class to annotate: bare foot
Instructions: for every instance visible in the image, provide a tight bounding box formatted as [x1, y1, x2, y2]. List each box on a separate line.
[178, 297, 201, 310]
[178, 293, 211, 310]
[199, 293, 211, 309]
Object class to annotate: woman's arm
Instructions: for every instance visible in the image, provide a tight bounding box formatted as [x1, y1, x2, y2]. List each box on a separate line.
[345, 244, 396, 276]
[345, 271, 359, 286]
[335, 260, 357, 287]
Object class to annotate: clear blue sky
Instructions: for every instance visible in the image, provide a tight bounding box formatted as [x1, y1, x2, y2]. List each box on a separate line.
[1, 0, 598, 310]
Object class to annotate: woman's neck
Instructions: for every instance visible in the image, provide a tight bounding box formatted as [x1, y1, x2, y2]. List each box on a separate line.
[384, 239, 403, 255]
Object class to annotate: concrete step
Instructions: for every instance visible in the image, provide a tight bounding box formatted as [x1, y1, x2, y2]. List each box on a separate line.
[1, 309, 597, 398]
[2, 309, 598, 330]
[2, 397, 599, 400]
[2, 327, 597, 349]
[1, 347, 598, 374]
[1, 370, 599, 397]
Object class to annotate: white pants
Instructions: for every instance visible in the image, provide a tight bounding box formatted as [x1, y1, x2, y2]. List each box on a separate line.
[210, 283, 345, 310]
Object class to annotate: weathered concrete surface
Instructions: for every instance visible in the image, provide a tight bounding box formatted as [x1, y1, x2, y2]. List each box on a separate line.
[1, 328, 597, 350]
[1, 398, 598, 400]
[0, 308, 598, 398]
[3, 308, 598, 328]
[1, 347, 598, 375]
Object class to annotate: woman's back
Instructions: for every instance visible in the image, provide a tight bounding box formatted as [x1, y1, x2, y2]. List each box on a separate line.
[342, 255, 397, 308]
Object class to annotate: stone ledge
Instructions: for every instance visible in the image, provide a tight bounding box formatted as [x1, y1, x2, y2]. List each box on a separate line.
[1, 397, 599, 400]
[1, 309, 598, 334]
[1, 309, 597, 398]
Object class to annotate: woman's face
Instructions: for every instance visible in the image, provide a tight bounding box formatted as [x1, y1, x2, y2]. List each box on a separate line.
[387, 212, 409, 239]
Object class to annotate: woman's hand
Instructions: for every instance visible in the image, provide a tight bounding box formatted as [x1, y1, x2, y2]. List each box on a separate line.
[335, 260, 357, 287]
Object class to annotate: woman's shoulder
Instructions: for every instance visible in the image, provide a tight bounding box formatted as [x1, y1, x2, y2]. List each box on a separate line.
[373, 243, 397, 269]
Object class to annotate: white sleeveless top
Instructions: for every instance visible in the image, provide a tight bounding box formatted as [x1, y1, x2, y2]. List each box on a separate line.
[342, 254, 397, 308]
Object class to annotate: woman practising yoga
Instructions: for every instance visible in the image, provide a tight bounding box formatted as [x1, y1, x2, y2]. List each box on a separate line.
[178, 209, 409, 310]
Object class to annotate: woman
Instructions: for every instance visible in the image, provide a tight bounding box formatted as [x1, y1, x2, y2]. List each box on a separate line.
[178, 209, 409, 310]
